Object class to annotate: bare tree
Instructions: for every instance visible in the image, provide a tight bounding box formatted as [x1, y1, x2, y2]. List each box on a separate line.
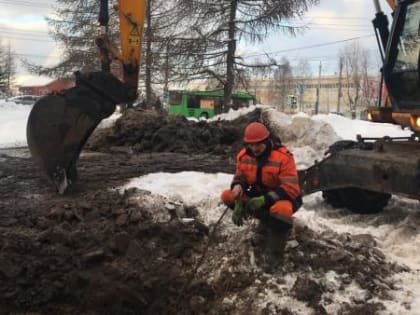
[339, 41, 370, 118]
[359, 49, 377, 107]
[293, 58, 312, 111]
[24, 0, 319, 108]
[23, 0, 102, 77]
[270, 57, 294, 111]
[0, 42, 16, 96]
[24, 0, 207, 105]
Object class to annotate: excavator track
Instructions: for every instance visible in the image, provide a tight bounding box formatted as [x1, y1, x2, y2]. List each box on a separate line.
[299, 136, 420, 211]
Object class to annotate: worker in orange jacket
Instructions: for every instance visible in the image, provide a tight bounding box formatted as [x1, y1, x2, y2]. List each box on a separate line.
[221, 121, 302, 229]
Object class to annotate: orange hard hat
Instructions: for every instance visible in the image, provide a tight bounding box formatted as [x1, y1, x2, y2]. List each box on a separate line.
[243, 122, 270, 143]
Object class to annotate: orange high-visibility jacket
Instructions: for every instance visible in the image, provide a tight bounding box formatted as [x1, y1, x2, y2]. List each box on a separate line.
[232, 145, 301, 209]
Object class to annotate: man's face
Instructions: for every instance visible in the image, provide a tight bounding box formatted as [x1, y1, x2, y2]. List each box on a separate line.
[247, 141, 266, 156]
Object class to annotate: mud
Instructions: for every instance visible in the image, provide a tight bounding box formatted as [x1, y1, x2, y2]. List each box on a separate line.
[0, 110, 410, 314]
[86, 108, 261, 156]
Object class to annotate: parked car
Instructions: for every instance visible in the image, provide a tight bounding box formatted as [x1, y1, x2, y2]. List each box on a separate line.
[9, 95, 40, 105]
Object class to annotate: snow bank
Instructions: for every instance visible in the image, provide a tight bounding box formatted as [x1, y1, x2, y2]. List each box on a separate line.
[0, 100, 31, 148]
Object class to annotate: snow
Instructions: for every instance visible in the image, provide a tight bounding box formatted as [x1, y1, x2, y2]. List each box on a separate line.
[0, 99, 122, 148]
[96, 112, 122, 129]
[0, 99, 419, 313]
[313, 113, 412, 140]
[208, 104, 274, 122]
[0, 100, 32, 148]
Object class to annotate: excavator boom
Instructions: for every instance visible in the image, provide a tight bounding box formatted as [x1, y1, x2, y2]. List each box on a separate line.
[27, 0, 147, 193]
[386, 0, 396, 10]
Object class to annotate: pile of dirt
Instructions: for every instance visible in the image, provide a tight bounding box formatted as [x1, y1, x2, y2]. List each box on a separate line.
[0, 106, 411, 314]
[0, 185, 205, 314]
[87, 108, 261, 155]
[193, 221, 407, 315]
[0, 177, 407, 314]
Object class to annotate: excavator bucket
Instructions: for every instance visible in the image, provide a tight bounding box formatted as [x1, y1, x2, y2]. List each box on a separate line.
[27, 71, 133, 194]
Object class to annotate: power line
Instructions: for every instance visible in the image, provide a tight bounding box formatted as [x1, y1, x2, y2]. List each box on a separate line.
[304, 15, 373, 20]
[0, 31, 51, 41]
[2, 35, 54, 42]
[0, 0, 51, 8]
[0, 27, 49, 36]
[242, 34, 375, 58]
[273, 47, 379, 62]
[287, 25, 371, 30]
[2, 0, 52, 2]
[14, 52, 56, 59]
[303, 27, 371, 31]
[307, 23, 371, 27]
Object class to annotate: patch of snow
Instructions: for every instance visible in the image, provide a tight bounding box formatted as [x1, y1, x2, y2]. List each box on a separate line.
[97, 112, 122, 129]
[0, 100, 32, 148]
[313, 113, 412, 140]
[208, 104, 273, 122]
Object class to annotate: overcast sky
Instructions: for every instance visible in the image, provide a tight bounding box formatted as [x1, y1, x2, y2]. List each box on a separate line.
[0, 0, 393, 85]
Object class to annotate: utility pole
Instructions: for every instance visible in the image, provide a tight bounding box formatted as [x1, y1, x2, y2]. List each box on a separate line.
[145, 0, 152, 107]
[163, 42, 170, 105]
[315, 61, 322, 115]
[337, 56, 344, 113]
[298, 81, 304, 112]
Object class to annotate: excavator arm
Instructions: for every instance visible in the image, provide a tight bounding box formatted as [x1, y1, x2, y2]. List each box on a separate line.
[386, 0, 396, 10]
[27, 0, 147, 194]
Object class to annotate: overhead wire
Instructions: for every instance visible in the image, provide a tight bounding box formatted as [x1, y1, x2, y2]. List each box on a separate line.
[9, 33, 378, 63]
[0, 0, 51, 8]
[241, 34, 375, 59]
[0, 2, 379, 68]
[303, 15, 373, 20]
[1, 35, 54, 43]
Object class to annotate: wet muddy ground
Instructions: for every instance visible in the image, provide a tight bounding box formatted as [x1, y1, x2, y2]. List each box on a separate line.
[0, 109, 409, 314]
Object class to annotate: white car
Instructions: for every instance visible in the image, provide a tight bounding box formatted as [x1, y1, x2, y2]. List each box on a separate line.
[9, 95, 40, 105]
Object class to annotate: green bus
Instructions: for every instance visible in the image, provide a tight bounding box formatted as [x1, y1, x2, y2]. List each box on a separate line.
[168, 89, 256, 119]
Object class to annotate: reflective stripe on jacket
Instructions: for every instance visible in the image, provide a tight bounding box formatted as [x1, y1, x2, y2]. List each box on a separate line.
[232, 145, 301, 207]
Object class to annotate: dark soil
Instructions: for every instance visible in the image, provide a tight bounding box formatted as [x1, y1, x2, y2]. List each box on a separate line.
[0, 109, 409, 314]
[86, 108, 262, 157]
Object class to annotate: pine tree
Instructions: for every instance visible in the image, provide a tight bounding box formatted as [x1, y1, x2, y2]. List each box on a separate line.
[24, 0, 199, 105]
[177, 0, 319, 107]
[25, 0, 319, 107]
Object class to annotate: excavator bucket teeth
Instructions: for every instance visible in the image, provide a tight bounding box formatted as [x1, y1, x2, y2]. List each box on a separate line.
[26, 71, 133, 194]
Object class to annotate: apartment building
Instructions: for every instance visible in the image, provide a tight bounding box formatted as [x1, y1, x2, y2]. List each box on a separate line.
[248, 75, 380, 117]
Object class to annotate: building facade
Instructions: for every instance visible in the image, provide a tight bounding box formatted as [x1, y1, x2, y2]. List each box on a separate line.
[18, 79, 75, 96]
[188, 75, 381, 118]
[248, 76, 380, 118]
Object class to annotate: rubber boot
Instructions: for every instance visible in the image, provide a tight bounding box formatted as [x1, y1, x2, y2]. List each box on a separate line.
[252, 219, 291, 273]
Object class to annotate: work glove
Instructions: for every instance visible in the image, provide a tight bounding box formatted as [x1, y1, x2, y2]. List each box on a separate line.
[245, 196, 266, 217]
[232, 200, 247, 226]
